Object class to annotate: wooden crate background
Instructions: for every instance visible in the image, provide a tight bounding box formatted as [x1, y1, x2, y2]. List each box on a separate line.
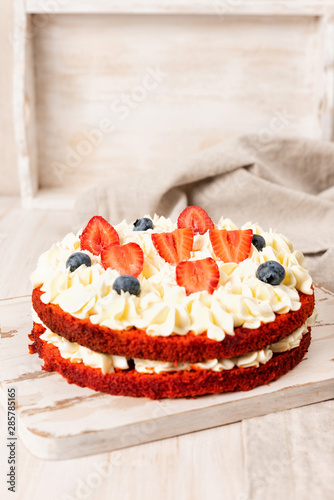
[13, 0, 334, 209]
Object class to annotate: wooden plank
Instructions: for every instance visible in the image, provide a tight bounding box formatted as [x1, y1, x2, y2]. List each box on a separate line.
[13, 2, 39, 208]
[243, 398, 334, 499]
[0, 285, 333, 460]
[26, 0, 334, 16]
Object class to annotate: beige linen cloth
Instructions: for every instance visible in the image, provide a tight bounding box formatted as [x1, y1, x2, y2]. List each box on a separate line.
[75, 134, 334, 291]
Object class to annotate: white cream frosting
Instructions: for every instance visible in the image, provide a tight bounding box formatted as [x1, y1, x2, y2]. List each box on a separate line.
[36, 311, 316, 375]
[31, 214, 314, 341]
[39, 327, 129, 375]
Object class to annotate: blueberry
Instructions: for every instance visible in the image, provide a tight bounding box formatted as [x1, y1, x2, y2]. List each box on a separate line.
[252, 234, 266, 252]
[133, 218, 153, 231]
[113, 276, 141, 296]
[66, 252, 92, 272]
[256, 261, 285, 286]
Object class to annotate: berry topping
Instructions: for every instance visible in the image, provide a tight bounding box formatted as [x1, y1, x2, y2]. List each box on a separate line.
[133, 218, 154, 231]
[66, 252, 92, 272]
[256, 261, 286, 286]
[101, 242, 144, 277]
[209, 228, 253, 263]
[177, 206, 214, 235]
[113, 275, 141, 296]
[176, 258, 220, 295]
[79, 216, 119, 256]
[151, 228, 194, 265]
[252, 234, 266, 252]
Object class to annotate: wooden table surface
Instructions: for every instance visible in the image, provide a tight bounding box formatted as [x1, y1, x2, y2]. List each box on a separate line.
[0, 197, 333, 500]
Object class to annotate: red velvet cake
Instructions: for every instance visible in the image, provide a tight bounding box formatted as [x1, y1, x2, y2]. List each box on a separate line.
[30, 207, 316, 399]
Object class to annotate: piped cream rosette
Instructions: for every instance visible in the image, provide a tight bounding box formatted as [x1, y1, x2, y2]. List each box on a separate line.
[31, 215, 313, 342]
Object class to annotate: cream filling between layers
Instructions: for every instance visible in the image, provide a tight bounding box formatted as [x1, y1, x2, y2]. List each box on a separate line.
[30, 215, 314, 341]
[35, 310, 317, 375]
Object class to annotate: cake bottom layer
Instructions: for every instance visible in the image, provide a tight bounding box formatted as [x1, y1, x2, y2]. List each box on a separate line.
[30, 323, 311, 399]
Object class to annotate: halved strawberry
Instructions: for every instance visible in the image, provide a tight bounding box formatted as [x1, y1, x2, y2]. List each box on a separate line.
[151, 228, 193, 265]
[177, 206, 214, 235]
[176, 258, 219, 295]
[209, 228, 253, 263]
[79, 216, 119, 256]
[101, 242, 144, 277]
[173, 229, 194, 261]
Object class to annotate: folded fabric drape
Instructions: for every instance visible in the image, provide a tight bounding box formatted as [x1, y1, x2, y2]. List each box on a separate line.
[75, 135, 334, 291]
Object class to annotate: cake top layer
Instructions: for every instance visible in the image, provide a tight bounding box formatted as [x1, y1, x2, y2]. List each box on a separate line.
[31, 208, 313, 341]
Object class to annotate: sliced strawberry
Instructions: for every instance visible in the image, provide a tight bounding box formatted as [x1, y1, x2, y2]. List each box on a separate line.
[209, 228, 253, 263]
[79, 216, 119, 256]
[151, 228, 193, 265]
[176, 258, 219, 295]
[177, 206, 214, 235]
[152, 232, 177, 264]
[101, 242, 144, 277]
[173, 228, 194, 261]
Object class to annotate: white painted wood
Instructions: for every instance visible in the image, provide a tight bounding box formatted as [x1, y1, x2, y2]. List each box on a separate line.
[0, 397, 249, 500]
[34, 15, 330, 193]
[241, 399, 334, 499]
[13, 1, 38, 208]
[26, 0, 334, 16]
[1, 397, 332, 500]
[0, 285, 333, 460]
[321, 14, 334, 140]
[12, 1, 334, 209]
[0, 0, 20, 196]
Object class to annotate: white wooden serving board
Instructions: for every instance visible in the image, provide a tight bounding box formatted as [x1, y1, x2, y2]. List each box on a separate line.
[0, 285, 333, 461]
